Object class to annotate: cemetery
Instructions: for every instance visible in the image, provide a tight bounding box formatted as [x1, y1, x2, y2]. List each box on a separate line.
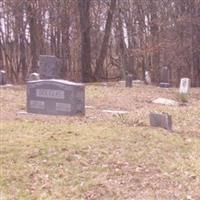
[0, 0, 200, 199]
[1, 64, 200, 199]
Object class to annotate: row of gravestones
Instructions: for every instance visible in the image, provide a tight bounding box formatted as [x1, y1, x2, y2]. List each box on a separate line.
[125, 66, 171, 88]
[126, 69, 190, 94]
[149, 77, 191, 131]
[126, 69, 191, 129]
[28, 55, 191, 132]
[27, 55, 85, 116]
[1, 57, 191, 121]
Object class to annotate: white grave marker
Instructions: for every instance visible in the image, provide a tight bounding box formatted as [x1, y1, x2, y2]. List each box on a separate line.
[145, 71, 151, 84]
[179, 78, 190, 94]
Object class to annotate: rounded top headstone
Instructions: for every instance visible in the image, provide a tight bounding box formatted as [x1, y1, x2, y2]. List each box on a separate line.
[28, 73, 40, 81]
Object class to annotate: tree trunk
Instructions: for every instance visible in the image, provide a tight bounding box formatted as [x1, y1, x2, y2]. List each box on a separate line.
[149, 0, 160, 84]
[27, 1, 38, 73]
[78, 0, 92, 82]
[95, 0, 117, 80]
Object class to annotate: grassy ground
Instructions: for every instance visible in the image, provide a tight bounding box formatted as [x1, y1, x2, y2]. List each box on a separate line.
[0, 82, 200, 200]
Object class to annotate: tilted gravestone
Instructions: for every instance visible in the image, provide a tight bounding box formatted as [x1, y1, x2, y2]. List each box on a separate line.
[125, 74, 133, 87]
[0, 70, 7, 85]
[27, 79, 85, 116]
[179, 78, 190, 94]
[149, 112, 172, 131]
[160, 66, 170, 88]
[28, 73, 40, 81]
[39, 55, 62, 79]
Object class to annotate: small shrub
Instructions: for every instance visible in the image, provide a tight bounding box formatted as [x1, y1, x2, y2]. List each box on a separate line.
[179, 93, 188, 103]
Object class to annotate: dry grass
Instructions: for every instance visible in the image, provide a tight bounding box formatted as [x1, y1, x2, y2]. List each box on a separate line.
[0, 82, 200, 200]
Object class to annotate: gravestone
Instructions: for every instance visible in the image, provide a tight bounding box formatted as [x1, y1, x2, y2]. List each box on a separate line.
[39, 55, 62, 79]
[125, 74, 133, 87]
[0, 70, 7, 85]
[27, 79, 85, 116]
[145, 71, 151, 84]
[179, 78, 190, 94]
[160, 66, 170, 88]
[152, 98, 178, 106]
[102, 109, 129, 115]
[28, 73, 40, 81]
[149, 112, 172, 131]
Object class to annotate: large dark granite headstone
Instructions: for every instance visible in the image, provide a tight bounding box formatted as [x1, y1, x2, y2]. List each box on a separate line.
[149, 112, 172, 131]
[27, 79, 85, 116]
[39, 55, 62, 79]
[0, 70, 7, 85]
[160, 66, 170, 88]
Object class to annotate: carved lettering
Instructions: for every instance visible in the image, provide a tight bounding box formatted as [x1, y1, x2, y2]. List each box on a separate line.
[30, 100, 45, 109]
[36, 89, 64, 99]
[56, 103, 71, 112]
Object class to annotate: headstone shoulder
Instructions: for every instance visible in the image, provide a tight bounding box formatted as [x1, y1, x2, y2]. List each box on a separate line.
[28, 79, 84, 87]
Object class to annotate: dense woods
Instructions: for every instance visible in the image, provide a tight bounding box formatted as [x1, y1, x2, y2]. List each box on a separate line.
[0, 0, 200, 86]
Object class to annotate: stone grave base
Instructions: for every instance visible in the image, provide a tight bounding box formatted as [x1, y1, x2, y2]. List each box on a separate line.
[102, 109, 129, 115]
[0, 84, 13, 88]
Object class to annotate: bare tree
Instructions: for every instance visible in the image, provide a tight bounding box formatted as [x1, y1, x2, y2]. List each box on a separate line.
[95, 0, 117, 80]
[78, 0, 93, 82]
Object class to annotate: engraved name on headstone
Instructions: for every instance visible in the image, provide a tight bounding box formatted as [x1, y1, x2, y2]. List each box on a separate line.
[0, 70, 7, 85]
[27, 79, 85, 116]
[39, 55, 62, 79]
[179, 78, 190, 94]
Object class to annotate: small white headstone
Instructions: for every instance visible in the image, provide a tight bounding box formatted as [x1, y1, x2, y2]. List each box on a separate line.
[145, 71, 151, 84]
[179, 78, 190, 94]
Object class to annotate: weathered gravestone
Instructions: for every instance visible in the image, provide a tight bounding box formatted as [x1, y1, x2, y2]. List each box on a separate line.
[0, 70, 7, 85]
[125, 74, 133, 87]
[160, 66, 170, 88]
[145, 71, 151, 84]
[179, 78, 190, 94]
[39, 55, 62, 79]
[28, 73, 40, 81]
[149, 112, 172, 131]
[27, 79, 85, 116]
